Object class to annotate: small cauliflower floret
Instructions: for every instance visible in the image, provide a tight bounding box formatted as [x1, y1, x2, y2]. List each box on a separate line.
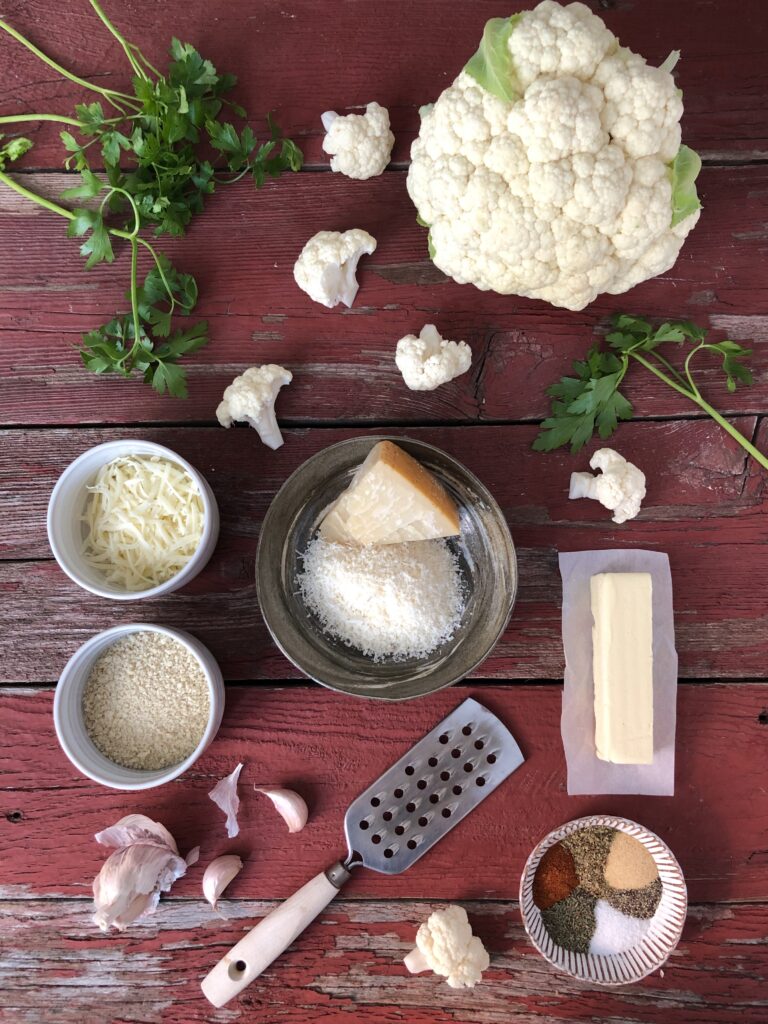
[293, 229, 377, 309]
[216, 365, 292, 450]
[569, 447, 646, 523]
[395, 325, 472, 391]
[404, 905, 489, 989]
[321, 102, 395, 180]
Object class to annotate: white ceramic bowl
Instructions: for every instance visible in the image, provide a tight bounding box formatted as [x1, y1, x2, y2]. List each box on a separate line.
[47, 439, 219, 600]
[519, 815, 687, 986]
[53, 623, 225, 790]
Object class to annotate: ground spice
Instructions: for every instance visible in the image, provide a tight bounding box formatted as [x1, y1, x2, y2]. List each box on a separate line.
[533, 842, 578, 910]
[604, 831, 659, 890]
[561, 826, 616, 899]
[540, 887, 597, 953]
[604, 877, 662, 919]
[82, 631, 210, 771]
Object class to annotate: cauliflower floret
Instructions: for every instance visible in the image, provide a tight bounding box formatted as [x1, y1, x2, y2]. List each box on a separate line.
[293, 229, 377, 308]
[395, 325, 472, 391]
[321, 102, 394, 180]
[407, 0, 701, 311]
[216, 364, 292, 450]
[569, 447, 646, 523]
[404, 905, 489, 989]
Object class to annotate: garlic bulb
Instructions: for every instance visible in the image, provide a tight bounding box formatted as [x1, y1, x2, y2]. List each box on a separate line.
[254, 786, 308, 833]
[202, 855, 244, 913]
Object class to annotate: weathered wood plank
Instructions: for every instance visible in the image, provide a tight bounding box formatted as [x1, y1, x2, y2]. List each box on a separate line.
[0, 897, 765, 1024]
[1, 166, 767, 425]
[1, 0, 766, 169]
[1, 684, 766, 902]
[1, 422, 766, 681]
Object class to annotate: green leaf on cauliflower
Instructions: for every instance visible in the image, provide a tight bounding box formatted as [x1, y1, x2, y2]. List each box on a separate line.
[669, 144, 702, 227]
[464, 14, 523, 103]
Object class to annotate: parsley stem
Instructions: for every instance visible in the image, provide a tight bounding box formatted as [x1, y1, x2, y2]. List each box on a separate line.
[0, 18, 139, 110]
[629, 350, 768, 471]
[0, 114, 82, 128]
[88, 0, 149, 81]
[127, 236, 142, 361]
[136, 238, 179, 312]
[0, 168, 75, 220]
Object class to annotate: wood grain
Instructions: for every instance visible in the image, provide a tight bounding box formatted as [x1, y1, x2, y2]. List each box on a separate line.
[1, 0, 766, 168]
[1, 684, 766, 902]
[0, 897, 765, 1024]
[1, 166, 768, 426]
[1, 421, 766, 682]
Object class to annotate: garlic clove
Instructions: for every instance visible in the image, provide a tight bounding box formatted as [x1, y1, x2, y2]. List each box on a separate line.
[95, 813, 179, 854]
[253, 786, 308, 834]
[209, 763, 243, 838]
[202, 855, 244, 914]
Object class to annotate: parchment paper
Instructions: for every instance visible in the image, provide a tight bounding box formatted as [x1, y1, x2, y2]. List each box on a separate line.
[559, 550, 677, 796]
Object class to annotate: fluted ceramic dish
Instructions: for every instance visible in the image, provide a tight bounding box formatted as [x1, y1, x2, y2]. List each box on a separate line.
[520, 815, 688, 986]
[256, 436, 517, 700]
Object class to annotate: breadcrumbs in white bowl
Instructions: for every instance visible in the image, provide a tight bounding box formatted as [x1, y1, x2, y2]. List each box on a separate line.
[54, 623, 225, 790]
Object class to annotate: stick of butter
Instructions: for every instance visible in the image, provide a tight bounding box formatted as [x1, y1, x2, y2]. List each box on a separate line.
[590, 572, 654, 765]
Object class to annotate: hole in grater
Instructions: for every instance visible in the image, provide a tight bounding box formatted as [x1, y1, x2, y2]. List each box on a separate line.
[418, 815, 429, 827]
[440, 770, 450, 781]
[370, 797, 380, 807]
[417, 779, 427, 790]
[476, 776, 486, 787]
[394, 788, 404, 799]
[429, 794, 439, 805]
[464, 762, 474, 773]
[462, 725, 472, 736]
[406, 802, 416, 813]
[487, 753, 497, 764]
[442, 808, 451, 819]
[371, 834, 382, 845]
[439, 734, 449, 745]
[407, 839, 418, 850]
[384, 847, 395, 859]
[474, 739, 485, 750]
[395, 825, 405, 836]
[359, 820, 369, 830]
[428, 756, 438, 767]
[405, 765, 415, 776]
[451, 749, 461, 759]
[452, 785, 462, 795]
[382, 811, 393, 822]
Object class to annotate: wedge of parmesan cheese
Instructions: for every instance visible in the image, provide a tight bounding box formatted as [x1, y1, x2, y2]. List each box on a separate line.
[591, 572, 654, 765]
[319, 440, 460, 546]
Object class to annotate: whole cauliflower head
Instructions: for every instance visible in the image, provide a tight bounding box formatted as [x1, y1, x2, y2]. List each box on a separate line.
[404, 905, 490, 989]
[322, 102, 395, 179]
[569, 447, 646, 523]
[216, 364, 292, 450]
[395, 324, 472, 391]
[407, 1, 702, 311]
[294, 228, 377, 308]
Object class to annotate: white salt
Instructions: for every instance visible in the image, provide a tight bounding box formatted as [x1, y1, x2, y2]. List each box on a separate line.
[297, 536, 464, 661]
[589, 899, 653, 957]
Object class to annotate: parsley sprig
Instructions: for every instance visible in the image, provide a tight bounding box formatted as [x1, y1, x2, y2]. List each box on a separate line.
[0, 0, 302, 397]
[534, 314, 767, 471]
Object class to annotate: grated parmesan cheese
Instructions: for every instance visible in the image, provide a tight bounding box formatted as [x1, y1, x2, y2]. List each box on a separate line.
[82, 455, 204, 591]
[297, 537, 465, 661]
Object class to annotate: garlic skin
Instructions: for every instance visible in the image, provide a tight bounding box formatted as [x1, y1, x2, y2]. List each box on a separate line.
[254, 786, 308, 834]
[92, 814, 193, 933]
[209, 763, 243, 838]
[202, 855, 244, 913]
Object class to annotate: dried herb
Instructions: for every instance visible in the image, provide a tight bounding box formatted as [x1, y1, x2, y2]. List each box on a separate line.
[541, 887, 597, 954]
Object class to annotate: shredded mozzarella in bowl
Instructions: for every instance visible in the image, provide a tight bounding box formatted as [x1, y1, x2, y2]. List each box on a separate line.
[81, 455, 205, 592]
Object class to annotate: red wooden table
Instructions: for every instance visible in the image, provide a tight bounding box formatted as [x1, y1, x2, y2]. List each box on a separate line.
[1, 2, 767, 1021]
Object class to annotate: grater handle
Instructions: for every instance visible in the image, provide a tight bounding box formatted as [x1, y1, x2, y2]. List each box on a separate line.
[201, 862, 350, 1007]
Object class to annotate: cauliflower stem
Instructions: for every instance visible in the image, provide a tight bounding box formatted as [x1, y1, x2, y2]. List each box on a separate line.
[534, 314, 768, 472]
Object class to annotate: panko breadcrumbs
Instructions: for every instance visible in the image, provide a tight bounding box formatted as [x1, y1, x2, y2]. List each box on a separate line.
[82, 631, 210, 770]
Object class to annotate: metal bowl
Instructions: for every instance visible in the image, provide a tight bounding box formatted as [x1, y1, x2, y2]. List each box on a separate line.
[256, 436, 517, 700]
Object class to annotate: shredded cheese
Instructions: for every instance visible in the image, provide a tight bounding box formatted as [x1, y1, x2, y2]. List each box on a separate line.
[297, 537, 465, 661]
[82, 455, 204, 591]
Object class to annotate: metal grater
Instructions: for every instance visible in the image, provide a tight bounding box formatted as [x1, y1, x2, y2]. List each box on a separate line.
[202, 697, 524, 1008]
[342, 697, 524, 874]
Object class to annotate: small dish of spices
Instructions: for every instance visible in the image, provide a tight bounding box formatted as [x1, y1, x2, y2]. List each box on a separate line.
[520, 815, 687, 986]
[54, 623, 225, 790]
